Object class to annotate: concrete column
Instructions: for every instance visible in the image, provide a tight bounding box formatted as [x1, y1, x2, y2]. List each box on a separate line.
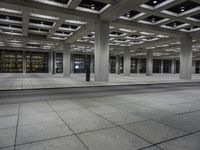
[137, 58, 140, 74]
[161, 59, 163, 74]
[53, 52, 56, 74]
[123, 50, 131, 76]
[94, 20, 109, 82]
[63, 43, 71, 77]
[70, 54, 74, 73]
[180, 35, 192, 79]
[146, 50, 153, 76]
[48, 51, 54, 74]
[90, 55, 94, 73]
[115, 56, 120, 74]
[23, 51, 26, 73]
[171, 59, 175, 74]
[192, 60, 196, 74]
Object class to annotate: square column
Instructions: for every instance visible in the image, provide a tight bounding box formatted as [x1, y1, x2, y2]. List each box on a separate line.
[115, 56, 120, 74]
[53, 52, 56, 74]
[63, 43, 71, 77]
[70, 54, 74, 73]
[146, 50, 153, 76]
[180, 35, 192, 79]
[137, 58, 140, 74]
[94, 21, 109, 82]
[48, 51, 54, 74]
[123, 50, 131, 76]
[171, 59, 176, 74]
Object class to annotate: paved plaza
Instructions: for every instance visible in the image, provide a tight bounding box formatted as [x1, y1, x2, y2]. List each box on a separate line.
[1, 73, 200, 90]
[0, 87, 200, 150]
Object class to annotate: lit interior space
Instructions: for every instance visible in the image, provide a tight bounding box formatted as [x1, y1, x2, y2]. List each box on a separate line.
[0, 0, 200, 150]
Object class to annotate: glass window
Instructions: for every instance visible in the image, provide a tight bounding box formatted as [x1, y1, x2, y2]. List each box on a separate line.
[163, 60, 172, 73]
[176, 60, 180, 73]
[0, 50, 23, 73]
[153, 59, 161, 73]
[26, 52, 48, 73]
[196, 61, 200, 74]
[110, 56, 116, 73]
[131, 58, 137, 73]
[55, 53, 63, 73]
[140, 58, 146, 73]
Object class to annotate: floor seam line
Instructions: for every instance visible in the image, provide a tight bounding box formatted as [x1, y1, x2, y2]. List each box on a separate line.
[46, 101, 91, 150]
[81, 105, 155, 148]
[13, 104, 20, 150]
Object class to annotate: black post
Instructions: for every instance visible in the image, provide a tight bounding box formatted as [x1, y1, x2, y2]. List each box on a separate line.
[85, 55, 90, 81]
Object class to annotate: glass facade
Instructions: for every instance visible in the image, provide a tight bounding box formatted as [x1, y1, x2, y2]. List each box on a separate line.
[140, 58, 146, 73]
[55, 53, 63, 73]
[176, 60, 180, 73]
[0, 50, 23, 73]
[26, 51, 48, 73]
[163, 60, 172, 73]
[196, 61, 200, 73]
[131, 58, 137, 73]
[0, 50, 196, 75]
[153, 59, 161, 73]
[110, 56, 116, 73]
[73, 54, 92, 73]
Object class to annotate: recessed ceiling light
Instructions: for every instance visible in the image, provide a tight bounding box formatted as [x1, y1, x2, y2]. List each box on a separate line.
[152, 18, 155, 23]
[91, 4, 95, 10]
[126, 13, 130, 18]
[180, 6, 185, 12]
[6, 16, 9, 20]
[153, 1, 157, 4]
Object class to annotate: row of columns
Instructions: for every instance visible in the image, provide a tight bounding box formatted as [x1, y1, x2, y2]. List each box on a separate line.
[51, 21, 193, 81]
[115, 57, 177, 75]
[118, 35, 193, 79]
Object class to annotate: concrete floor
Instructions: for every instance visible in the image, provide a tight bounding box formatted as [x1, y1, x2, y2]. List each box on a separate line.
[0, 73, 200, 90]
[0, 88, 200, 150]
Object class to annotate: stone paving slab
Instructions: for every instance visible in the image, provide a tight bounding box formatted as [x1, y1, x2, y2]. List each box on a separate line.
[158, 134, 200, 150]
[64, 115, 115, 134]
[156, 111, 200, 133]
[78, 127, 151, 150]
[0, 127, 16, 148]
[0, 104, 19, 117]
[0, 87, 200, 150]
[122, 120, 186, 144]
[16, 123, 73, 145]
[18, 112, 63, 126]
[101, 111, 147, 125]
[0, 116, 18, 129]
[15, 135, 88, 150]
